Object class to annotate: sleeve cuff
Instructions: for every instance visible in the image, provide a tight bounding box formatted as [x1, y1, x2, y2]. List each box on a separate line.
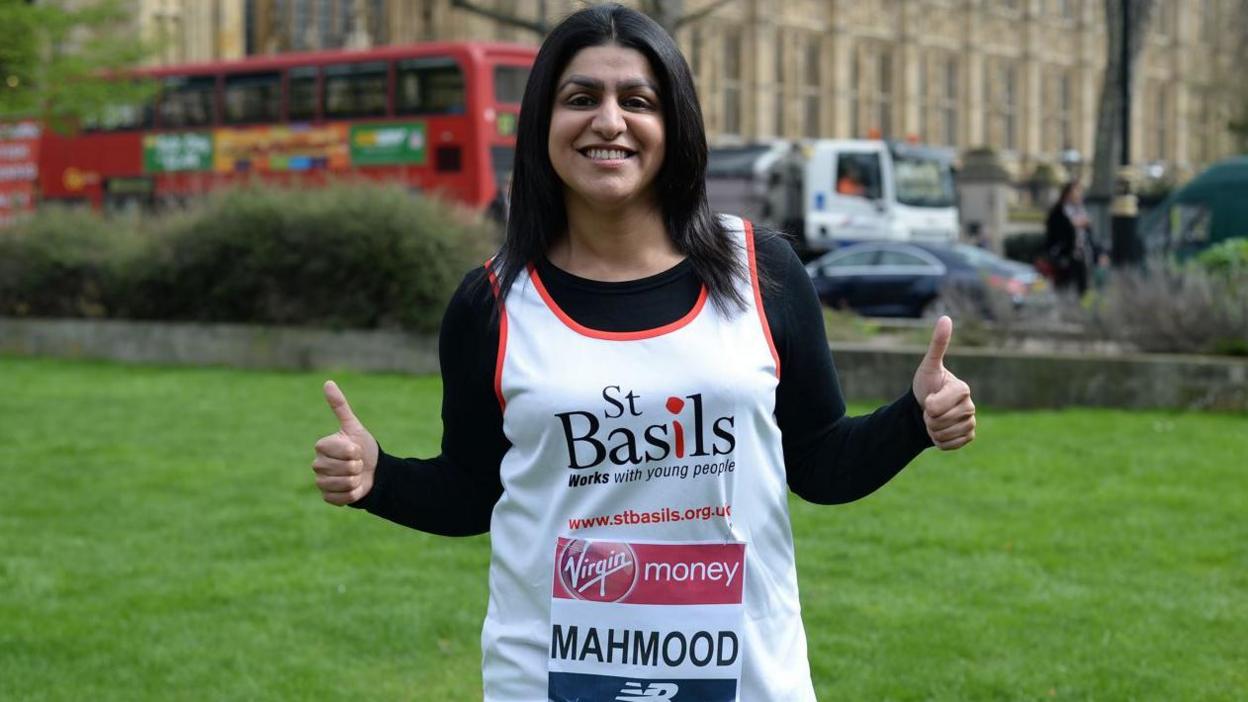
[899, 388, 934, 449]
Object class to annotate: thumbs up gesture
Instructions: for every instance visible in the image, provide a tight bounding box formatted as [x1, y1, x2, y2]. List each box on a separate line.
[312, 380, 379, 505]
[912, 316, 976, 451]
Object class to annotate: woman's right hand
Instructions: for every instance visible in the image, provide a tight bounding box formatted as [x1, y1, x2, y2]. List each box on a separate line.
[312, 380, 379, 506]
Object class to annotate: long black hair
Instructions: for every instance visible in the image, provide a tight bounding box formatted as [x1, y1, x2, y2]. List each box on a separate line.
[491, 3, 747, 314]
[1051, 180, 1080, 212]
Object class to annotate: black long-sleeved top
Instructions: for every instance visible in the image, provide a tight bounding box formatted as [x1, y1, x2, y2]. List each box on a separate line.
[352, 231, 932, 535]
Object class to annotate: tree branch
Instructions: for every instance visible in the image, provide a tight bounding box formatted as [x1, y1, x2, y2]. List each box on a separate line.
[673, 0, 737, 31]
[448, 0, 548, 37]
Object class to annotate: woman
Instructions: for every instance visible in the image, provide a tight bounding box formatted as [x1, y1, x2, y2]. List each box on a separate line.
[311, 6, 976, 700]
[1045, 180, 1097, 296]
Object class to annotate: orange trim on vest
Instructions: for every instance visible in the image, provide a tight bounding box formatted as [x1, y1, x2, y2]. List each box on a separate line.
[528, 263, 709, 341]
[744, 220, 781, 378]
[484, 259, 507, 411]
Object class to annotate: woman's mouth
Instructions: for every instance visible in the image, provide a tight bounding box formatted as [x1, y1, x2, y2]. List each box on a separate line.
[579, 147, 635, 161]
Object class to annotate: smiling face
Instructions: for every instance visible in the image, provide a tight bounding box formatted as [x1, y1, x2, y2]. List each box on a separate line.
[548, 44, 666, 213]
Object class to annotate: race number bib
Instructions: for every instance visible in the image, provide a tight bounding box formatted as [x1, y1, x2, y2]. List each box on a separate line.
[548, 538, 746, 702]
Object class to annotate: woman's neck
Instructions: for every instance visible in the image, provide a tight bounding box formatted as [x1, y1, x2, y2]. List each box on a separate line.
[550, 200, 683, 282]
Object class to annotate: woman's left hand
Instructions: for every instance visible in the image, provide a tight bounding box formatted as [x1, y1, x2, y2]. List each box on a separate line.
[912, 316, 976, 451]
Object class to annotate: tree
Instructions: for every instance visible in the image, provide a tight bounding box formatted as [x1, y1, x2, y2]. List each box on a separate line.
[0, 0, 155, 132]
[448, 0, 737, 38]
[1087, 0, 1157, 202]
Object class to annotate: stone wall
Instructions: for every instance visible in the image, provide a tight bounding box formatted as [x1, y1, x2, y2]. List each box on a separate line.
[829, 343, 1247, 412]
[2, 317, 1245, 411]
[0, 317, 438, 374]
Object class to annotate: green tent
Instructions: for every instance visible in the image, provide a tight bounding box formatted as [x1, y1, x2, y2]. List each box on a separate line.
[1141, 156, 1248, 256]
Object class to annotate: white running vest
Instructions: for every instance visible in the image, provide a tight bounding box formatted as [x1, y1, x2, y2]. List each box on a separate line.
[483, 216, 817, 701]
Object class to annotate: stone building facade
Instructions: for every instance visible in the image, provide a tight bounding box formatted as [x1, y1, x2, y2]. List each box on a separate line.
[146, 0, 1246, 174]
[133, 0, 248, 65]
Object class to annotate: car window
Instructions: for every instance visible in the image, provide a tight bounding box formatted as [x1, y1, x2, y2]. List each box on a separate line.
[950, 243, 1000, 266]
[825, 250, 879, 268]
[834, 152, 883, 200]
[877, 250, 930, 267]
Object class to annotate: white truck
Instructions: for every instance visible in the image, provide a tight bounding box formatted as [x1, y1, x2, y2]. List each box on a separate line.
[706, 139, 960, 256]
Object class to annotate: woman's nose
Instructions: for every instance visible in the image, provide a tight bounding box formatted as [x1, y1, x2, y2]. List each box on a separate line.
[590, 100, 625, 139]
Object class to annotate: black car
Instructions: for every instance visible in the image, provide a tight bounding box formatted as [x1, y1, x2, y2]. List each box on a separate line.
[805, 241, 1054, 318]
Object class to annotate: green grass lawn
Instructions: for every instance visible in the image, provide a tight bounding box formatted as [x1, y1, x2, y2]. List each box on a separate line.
[1, 356, 1245, 701]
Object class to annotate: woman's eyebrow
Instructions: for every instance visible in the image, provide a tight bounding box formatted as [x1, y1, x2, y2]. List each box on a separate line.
[557, 75, 658, 93]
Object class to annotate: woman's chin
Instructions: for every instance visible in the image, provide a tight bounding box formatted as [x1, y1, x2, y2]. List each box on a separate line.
[568, 187, 658, 214]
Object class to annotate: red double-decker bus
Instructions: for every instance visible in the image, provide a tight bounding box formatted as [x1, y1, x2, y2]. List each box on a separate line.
[13, 41, 534, 217]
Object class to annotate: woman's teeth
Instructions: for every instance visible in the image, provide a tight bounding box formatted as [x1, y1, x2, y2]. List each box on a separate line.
[586, 149, 630, 160]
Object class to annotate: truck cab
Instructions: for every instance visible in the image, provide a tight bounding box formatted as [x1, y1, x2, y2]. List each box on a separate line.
[803, 139, 958, 253]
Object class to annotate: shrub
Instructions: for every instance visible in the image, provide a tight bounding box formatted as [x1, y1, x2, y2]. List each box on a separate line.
[1079, 262, 1248, 356]
[1, 183, 497, 332]
[1194, 238, 1248, 275]
[0, 206, 143, 318]
[1003, 231, 1048, 265]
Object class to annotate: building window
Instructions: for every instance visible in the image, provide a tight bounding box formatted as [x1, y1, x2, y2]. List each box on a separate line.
[918, 52, 930, 142]
[1154, 0, 1173, 39]
[849, 47, 861, 138]
[318, 0, 332, 47]
[690, 28, 702, 77]
[369, 0, 387, 44]
[985, 60, 1019, 152]
[802, 37, 821, 138]
[338, 0, 353, 42]
[292, 0, 310, 50]
[722, 30, 742, 136]
[1058, 72, 1072, 150]
[774, 31, 785, 137]
[1192, 90, 1209, 164]
[875, 49, 893, 138]
[1155, 85, 1169, 161]
[1200, 0, 1215, 41]
[1003, 63, 1017, 151]
[942, 56, 959, 147]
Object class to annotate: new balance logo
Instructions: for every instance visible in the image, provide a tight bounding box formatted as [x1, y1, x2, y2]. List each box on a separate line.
[616, 681, 679, 700]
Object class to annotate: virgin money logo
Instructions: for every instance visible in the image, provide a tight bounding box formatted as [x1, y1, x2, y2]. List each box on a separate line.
[557, 539, 638, 603]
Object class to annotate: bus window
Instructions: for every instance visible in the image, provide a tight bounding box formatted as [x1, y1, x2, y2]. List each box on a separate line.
[84, 101, 154, 132]
[324, 61, 388, 119]
[224, 71, 281, 124]
[494, 65, 528, 104]
[288, 66, 318, 122]
[396, 58, 465, 115]
[159, 76, 216, 129]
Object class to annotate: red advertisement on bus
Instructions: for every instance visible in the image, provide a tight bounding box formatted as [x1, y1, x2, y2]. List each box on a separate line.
[21, 41, 533, 216]
[0, 121, 41, 226]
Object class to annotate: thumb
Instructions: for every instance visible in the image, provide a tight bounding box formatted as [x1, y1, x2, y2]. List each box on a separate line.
[921, 315, 953, 372]
[323, 380, 362, 433]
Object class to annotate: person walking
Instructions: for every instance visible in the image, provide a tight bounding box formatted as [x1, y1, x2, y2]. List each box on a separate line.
[1045, 180, 1098, 296]
[310, 6, 976, 700]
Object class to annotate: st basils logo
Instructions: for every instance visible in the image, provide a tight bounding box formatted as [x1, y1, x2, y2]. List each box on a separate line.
[554, 385, 736, 471]
[557, 539, 638, 602]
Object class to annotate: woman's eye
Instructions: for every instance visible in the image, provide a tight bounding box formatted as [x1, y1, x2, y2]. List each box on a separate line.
[566, 94, 595, 107]
[623, 97, 654, 110]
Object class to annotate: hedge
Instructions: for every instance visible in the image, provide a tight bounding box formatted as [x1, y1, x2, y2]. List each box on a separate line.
[0, 183, 498, 333]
